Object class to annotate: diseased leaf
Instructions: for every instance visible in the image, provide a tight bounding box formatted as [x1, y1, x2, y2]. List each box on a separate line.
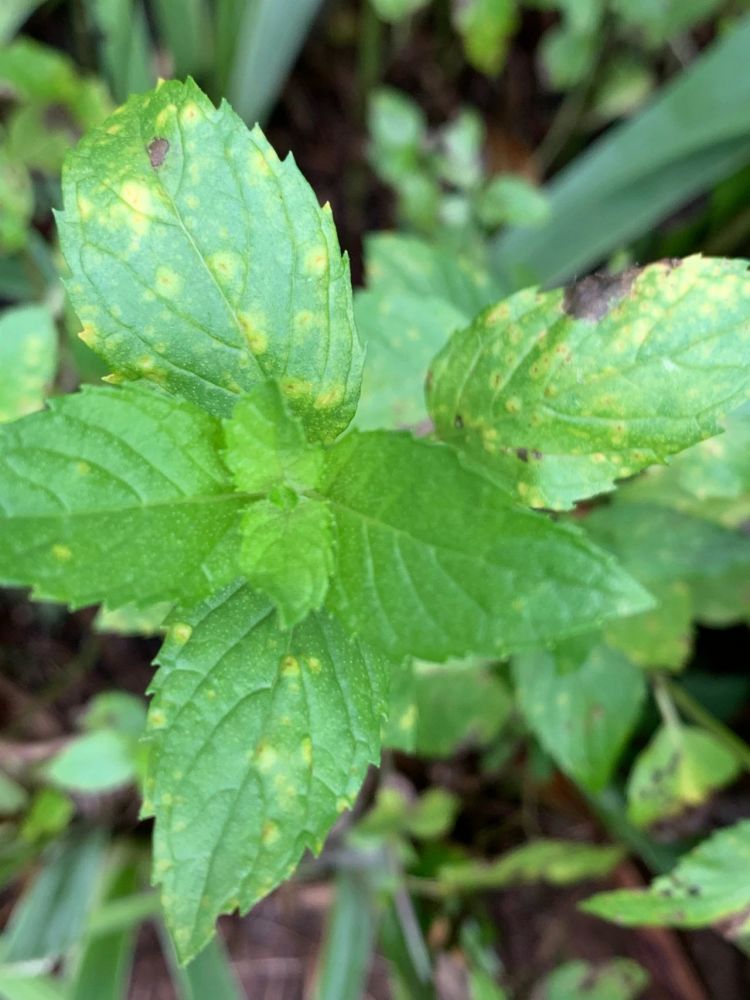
[223, 383, 333, 625]
[58, 78, 362, 441]
[0, 384, 243, 609]
[627, 725, 740, 828]
[322, 431, 652, 662]
[0, 305, 58, 422]
[582, 819, 750, 935]
[604, 580, 693, 672]
[513, 642, 646, 792]
[355, 234, 499, 430]
[382, 659, 417, 752]
[145, 581, 387, 963]
[536, 958, 648, 1000]
[428, 257, 750, 509]
[239, 498, 334, 628]
[439, 840, 624, 892]
[414, 660, 512, 758]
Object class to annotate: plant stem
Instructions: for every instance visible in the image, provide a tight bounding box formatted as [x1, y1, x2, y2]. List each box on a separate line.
[653, 674, 682, 733]
[665, 679, 750, 772]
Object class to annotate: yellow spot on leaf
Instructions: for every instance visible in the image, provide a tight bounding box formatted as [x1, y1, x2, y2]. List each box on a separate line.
[306, 656, 321, 673]
[261, 821, 280, 845]
[238, 312, 268, 354]
[79, 323, 99, 349]
[150, 709, 167, 728]
[281, 655, 299, 677]
[301, 737, 312, 766]
[52, 544, 72, 562]
[171, 622, 192, 644]
[313, 385, 344, 410]
[155, 266, 181, 298]
[255, 742, 278, 772]
[304, 246, 328, 276]
[180, 102, 201, 125]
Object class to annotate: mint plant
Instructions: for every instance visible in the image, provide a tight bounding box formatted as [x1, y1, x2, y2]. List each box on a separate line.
[4, 77, 750, 964]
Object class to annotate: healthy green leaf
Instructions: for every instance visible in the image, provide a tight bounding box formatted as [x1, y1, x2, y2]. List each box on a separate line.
[315, 870, 379, 1000]
[355, 234, 499, 430]
[439, 839, 624, 892]
[0, 384, 243, 609]
[58, 78, 362, 442]
[414, 660, 511, 758]
[626, 724, 740, 828]
[322, 431, 652, 661]
[45, 731, 137, 794]
[144, 581, 387, 963]
[513, 641, 646, 792]
[0, 305, 57, 423]
[369, 0, 432, 23]
[582, 819, 750, 935]
[428, 257, 750, 509]
[537, 958, 648, 1000]
[453, 0, 518, 76]
[223, 383, 334, 625]
[475, 174, 550, 230]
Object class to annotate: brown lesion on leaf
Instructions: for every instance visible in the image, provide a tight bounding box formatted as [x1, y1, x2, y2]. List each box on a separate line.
[515, 447, 543, 462]
[148, 137, 170, 168]
[563, 266, 642, 322]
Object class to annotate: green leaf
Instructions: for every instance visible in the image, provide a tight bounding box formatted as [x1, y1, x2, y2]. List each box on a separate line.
[414, 660, 511, 758]
[476, 174, 550, 230]
[582, 819, 750, 934]
[382, 659, 417, 752]
[611, 0, 723, 46]
[0, 305, 57, 423]
[0, 384, 243, 609]
[626, 725, 740, 828]
[223, 383, 334, 626]
[0, 772, 27, 814]
[355, 234, 499, 430]
[537, 958, 648, 1000]
[45, 730, 137, 794]
[453, 0, 518, 76]
[58, 78, 362, 442]
[513, 642, 646, 792]
[429, 257, 750, 509]
[94, 602, 170, 636]
[0, 152, 32, 254]
[84, 0, 154, 103]
[604, 580, 693, 672]
[0, 0, 46, 43]
[315, 870, 379, 1000]
[161, 926, 244, 1000]
[439, 839, 624, 892]
[144, 581, 387, 963]
[322, 431, 652, 662]
[0, 973, 68, 1000]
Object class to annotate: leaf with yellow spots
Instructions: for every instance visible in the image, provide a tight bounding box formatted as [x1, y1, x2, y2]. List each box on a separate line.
[428, 257, 750, 509]
[223, 382, 335, 626]
[513, 640, 646, 792]
[583, 819, 750, 931]
[0, 304, 58, 422]
[144, 581, 387, 963]
[322, 431, 652, 662]
[58, 78, 362, 442]
[626, 724, 740, 828]
[0, 384, 243, 609]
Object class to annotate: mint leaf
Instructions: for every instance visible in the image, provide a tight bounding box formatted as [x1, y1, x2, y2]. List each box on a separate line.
[0, 150, 32, 253]
[428, 258, 750, 509]
[322, 431, 652, 661]
[539, 959, 648, 1000]
[513, 642, 646, 792]
[0, 304, 57, 422]
[414, 659, 512, 758]
[626, 724, 740, 828]
[58, 78, 362, 441]
[439, 840, 625, 892]
[239, 499, 334, 628]
[583, 819, 750, 934]
[223, 383, 334, 626]
[0, 384, 242, 609]
[145, 581, 387, 963]
[355, 233, 500, 430]
[453, 0, 517, 76]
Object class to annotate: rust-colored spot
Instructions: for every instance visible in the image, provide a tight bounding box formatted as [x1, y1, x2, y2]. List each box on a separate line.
[563, 266, 642, 322]
[148, 137, 170, 168]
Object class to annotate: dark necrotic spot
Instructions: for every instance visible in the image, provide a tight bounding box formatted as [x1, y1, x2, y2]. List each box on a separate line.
[531, 449, 543, 460]
[454, 414, 464, 430]
[563, 266, 642, 322]
[516, 447, 529, 462]
[148, 137, 170, 168]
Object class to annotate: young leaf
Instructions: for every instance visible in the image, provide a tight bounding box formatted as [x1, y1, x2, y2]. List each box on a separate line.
[0, 305, 58, 422]
[513, 642, 646, 792]
[627, 724, 740, 828]
[537, 958, 648, 1000]
[438, 839, 624, 892]
[582, 819, 750, 935]
[452, 0, 518, 76]
[223, 382, 334, 625]
[427, 257, 750, 509]
[58, 78, 362, 442]
[0, 384, 242, 609]
[144, 581, 387, 963]
[322, 431, 652, 662]
[414, 660, 512, 758]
